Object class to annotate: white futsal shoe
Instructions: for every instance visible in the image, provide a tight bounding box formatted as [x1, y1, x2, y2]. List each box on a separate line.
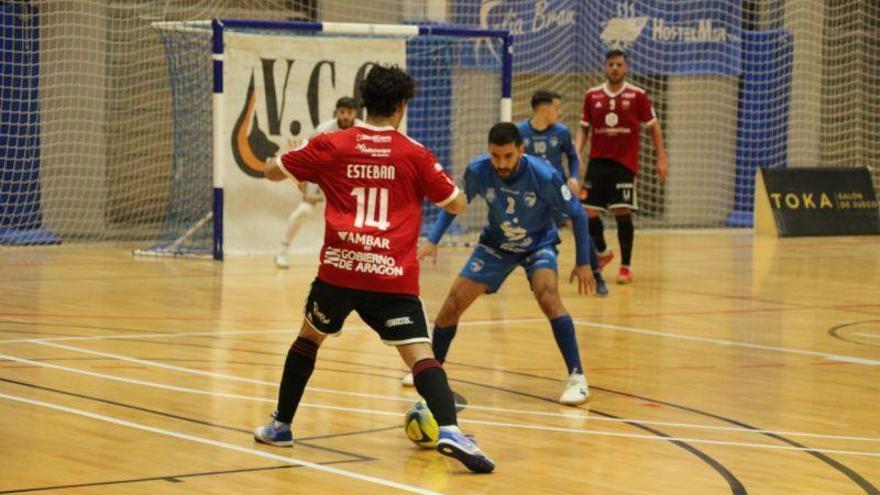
[558, 372, 589, 406]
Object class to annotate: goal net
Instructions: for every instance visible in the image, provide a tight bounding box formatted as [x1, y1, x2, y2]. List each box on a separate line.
[459, 0, 879, 228]
[137, 20, 508, 258]
[1, 1, 877, 247]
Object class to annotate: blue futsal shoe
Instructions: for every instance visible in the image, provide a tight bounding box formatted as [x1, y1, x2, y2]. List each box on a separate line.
[436, 426, 495, 473]
[595, 273, 609, 297]
[253, 414, 293, 447]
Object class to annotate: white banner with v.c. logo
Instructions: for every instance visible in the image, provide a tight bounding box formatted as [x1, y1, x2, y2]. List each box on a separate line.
[220, 32, 405, 254]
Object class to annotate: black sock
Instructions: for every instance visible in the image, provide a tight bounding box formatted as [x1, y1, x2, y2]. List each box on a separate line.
[275, 337, 318, 423]
[589, 216, 607, 253]
[412, 358, 457, 426]
[616, 214, 634, 266]
[431, 324, 457, 363]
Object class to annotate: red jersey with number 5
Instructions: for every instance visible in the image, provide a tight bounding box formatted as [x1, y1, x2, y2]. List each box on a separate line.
[580, 82, 656, 174]
[278, 122, 459, 296]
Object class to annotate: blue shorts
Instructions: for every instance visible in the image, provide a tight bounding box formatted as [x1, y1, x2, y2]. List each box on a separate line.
[460, 244, 559, 294]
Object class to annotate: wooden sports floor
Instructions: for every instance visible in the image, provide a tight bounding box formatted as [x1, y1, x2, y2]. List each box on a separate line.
[1, 231, 878, 494]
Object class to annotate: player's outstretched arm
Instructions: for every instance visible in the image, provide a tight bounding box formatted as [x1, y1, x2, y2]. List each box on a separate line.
[417, 241, 439, 265]
[563, 130, 582, 196]
[444, 191, 466, 214]
[263, 157, 288, 182]
[420, 165, 467, 264]
[575, 125, 590, 169]
[548, 171, 595, 294]
[569, 264, 595, 295]
[566, 177, 581, 197]
[420, 208, 459, 265]
[647, 120, 668, 182]
[568, 211, 596, 295]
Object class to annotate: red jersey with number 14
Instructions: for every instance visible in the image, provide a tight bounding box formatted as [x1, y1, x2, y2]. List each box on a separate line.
[278, 122, 459, 296]
[581, 82, 656, 174]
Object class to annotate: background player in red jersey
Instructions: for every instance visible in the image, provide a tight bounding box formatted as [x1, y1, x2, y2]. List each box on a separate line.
[575, 49, 668, 284]
[256, 65, 495, 473]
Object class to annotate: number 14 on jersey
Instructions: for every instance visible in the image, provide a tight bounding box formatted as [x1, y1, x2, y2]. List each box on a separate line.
[351, 187, 390, 230]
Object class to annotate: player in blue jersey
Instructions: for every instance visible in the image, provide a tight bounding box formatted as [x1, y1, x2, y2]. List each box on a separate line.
[406, 123, 596, 406]
[517, 90, 581, 193]
[518, 90, 608, 296]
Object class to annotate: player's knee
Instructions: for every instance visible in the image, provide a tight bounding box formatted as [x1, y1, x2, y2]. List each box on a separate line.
[539, 298, 564, 319]
[612, 208, 631, 220]
[288, 202, 314, 223]
[296, 201, 315, 216]
[534, 284, 561, 313]
[298, 321, 326, 347]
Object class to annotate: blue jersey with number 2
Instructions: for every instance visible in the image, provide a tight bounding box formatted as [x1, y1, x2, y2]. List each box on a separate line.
[464, 154, 586, 253]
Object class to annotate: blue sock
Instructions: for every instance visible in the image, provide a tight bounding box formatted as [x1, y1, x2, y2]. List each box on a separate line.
[550, 316, 582, 375]
[432, 324, 457, 363]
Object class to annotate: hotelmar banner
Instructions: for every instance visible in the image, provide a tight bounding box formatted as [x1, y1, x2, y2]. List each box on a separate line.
[454, 0, 742, 76]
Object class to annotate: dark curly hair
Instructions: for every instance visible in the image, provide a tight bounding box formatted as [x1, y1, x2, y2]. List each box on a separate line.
[488, 122, 523, 147]
[360, 65, 416, 118]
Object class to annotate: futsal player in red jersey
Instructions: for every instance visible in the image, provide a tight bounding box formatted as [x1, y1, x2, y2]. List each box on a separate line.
[575, 49, 668, 284]
[255, 64, 494, 473]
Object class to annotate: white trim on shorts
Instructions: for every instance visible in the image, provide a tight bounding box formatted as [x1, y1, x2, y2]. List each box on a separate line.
[303, 313, 331, 336]
[612, 182, 638, 211]
[381, 296, 431, 347]
[584, 204, 639, 213]
[302, 301, 343, 338]
[608, 203, 639, 211]
[381, 336, 431, 346]
[583, 204, 608, 213]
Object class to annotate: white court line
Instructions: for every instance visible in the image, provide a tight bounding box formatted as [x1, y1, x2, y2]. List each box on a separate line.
[1, 356, 878, 458]
[0, 392, 444, 495]
[0, 318, 549, 345]
[0, 328, 299, 345]
[26, 341, 880, 443]
[27, 340, 419, 405]
[854, 333, 880, 339]
[463, 404, 880, 443]
[5, 316, 878, 366]
[461, 418, 880, 458]
[2, 352, 879, 447]
[13, 341, 880, 442]
[0, 353, 403, 419]
[574, 320, 880, 366]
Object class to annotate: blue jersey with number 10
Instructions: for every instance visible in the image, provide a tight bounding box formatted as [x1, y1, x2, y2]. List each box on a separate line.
[464, 154, 587, 253]
[516, 119, 580, 179]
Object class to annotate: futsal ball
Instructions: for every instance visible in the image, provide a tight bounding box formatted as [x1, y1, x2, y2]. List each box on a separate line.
[404, 401, 439, 448]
